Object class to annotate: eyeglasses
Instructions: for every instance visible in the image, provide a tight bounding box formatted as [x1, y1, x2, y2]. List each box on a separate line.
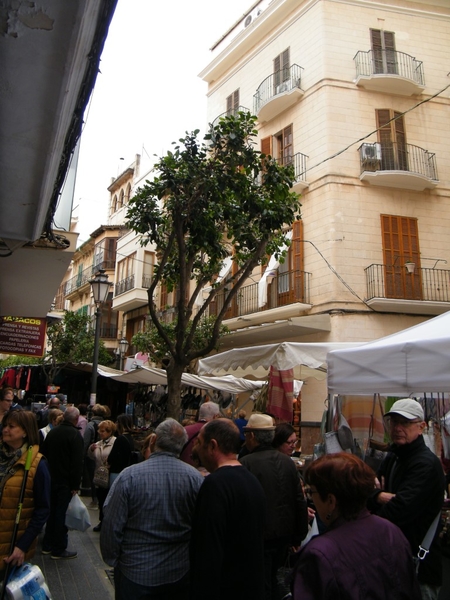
[303, 487, 320, 499]
[385, 417, 422, 428]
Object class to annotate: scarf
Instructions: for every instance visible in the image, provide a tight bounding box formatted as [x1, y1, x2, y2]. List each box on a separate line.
[0, 441, 26, 489]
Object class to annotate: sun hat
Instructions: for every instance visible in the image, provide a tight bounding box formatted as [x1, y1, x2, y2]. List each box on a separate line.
[243, 413, 275, 431]
[384, 399, 424, 421]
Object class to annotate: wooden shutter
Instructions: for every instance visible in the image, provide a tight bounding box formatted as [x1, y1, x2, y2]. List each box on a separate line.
[274, 48, 290, 87]
[381, 215, 422, 300]
[292, 220, 305, 302]
[226, 89, 240, 115]
[261, 136, 272, 157]
[282, 125, 293, 165]
[371, 30, 396, 74]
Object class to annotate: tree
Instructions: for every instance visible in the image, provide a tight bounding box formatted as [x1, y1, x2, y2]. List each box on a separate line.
[126, 112, 301, 419]
[43, 311, 113, 385]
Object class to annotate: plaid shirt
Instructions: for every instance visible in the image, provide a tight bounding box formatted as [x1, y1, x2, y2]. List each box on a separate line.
[100, 451, 204, 586]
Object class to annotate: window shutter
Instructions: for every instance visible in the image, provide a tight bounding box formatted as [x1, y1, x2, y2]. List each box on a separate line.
[233, 90, 239, 111]
[292, 220, 305, 302]
[281, 48, 290, 81]
[261, 136, 272, 157]
[381, 215, 421, 300]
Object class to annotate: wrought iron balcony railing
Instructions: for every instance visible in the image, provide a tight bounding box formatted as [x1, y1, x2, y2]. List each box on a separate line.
[253, 64, 303, 115]
[354, 49, 424, 85]
[210, 106, 250, 130]
[365, 264, 450, 303]
[100, 325, 118, 339]
[359, 142, 438, 180]
[115, 275, 135, 296]
[208, 268, 311, 320]
[64, 260, 116, 296]
[277, 152, 308, 186]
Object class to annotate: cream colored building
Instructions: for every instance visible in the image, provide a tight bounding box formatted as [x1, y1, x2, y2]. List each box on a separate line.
[199, 0, 450, 429]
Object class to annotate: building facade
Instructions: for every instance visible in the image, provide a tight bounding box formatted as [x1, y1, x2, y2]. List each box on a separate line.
[198, 0, 450, 427]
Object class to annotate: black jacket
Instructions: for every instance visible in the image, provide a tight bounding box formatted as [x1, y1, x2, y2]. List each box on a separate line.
[42, 420, 84, 491]
[241, 445, 308, 544]
[368, 435, 445, 585]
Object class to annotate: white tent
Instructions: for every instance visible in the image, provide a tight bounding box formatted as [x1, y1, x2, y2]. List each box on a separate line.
[197, 341, 364, 380]
[327, 311, 450, 395]
[97, 364, 266, 394]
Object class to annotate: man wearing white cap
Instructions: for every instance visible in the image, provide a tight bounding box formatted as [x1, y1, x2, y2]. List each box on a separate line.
[368, 398, 445, 600]
[240, 413, 308, 600]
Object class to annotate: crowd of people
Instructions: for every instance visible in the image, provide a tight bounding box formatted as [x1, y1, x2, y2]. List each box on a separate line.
[0, 392, 446, 600]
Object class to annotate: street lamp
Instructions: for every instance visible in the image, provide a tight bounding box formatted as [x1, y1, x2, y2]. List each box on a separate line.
[118, 337, 129, 370]
[89, 269, 112, 404]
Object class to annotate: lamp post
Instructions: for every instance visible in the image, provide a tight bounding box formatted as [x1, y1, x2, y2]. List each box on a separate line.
[118, 337, 129, 370]
[89, 269, 112, 405]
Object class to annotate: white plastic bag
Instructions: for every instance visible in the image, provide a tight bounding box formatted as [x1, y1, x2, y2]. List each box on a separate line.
[65, 494, 91, 532]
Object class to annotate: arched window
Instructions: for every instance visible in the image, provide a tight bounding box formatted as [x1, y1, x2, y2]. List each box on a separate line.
[125, 183, 131, 205]
[112, 194, 118, 214]
[119, 189, 125, 209]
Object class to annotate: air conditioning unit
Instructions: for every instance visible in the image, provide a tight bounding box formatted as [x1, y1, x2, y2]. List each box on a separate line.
[360, 143, 382, 161]
[276, 81, 290, 94]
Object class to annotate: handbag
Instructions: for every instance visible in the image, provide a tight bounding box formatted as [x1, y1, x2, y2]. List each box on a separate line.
[93, 444, 110, 488]
[93, 464, 109, 488]
[364, 394, 388, 472]
[65, 494, 91, 532]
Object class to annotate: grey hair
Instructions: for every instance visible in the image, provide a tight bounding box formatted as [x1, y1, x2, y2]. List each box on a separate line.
[253, 429, 275, 445]
[64, 406, 80, 424]
[198, 402, 220, 421]
[154, 418, 188, 456]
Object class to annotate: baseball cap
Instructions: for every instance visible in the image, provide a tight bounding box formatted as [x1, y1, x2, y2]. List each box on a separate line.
[384, 399, 424, 421]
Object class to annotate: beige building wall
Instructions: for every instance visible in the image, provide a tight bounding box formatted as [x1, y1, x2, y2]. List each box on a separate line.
[202, 0, 450, 432]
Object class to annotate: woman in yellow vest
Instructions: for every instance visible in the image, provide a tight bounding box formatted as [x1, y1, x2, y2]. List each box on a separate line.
[0, 410, 50, 574]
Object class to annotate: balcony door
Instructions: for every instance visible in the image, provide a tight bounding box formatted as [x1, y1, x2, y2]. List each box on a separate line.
[377, 109, 408, 171]
[267, 219, 304, 308]
[371, 30, 397, 74]
[381, 214, 422, 300]
[275, 125, 293, 167]
[273, 48, 290, 92]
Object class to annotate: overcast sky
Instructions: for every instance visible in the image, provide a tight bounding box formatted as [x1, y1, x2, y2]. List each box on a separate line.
[73, 0, 247, 244]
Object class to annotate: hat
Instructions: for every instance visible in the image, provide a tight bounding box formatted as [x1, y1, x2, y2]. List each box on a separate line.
[244, 414, 275, 431]
[385, 399, 424, 421]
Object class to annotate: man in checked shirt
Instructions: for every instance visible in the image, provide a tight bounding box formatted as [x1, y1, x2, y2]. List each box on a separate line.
[100, 418, 204, 600]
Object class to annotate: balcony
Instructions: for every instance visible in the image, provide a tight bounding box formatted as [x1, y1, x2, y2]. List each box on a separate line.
[254, 65, 304, 123]
[210, 106, 250, 130]
[64, 260, 116, 298]
[112, 273, 152, 312]
[278, 153, 308, 193]
[208, 268, 311, 322]
[365, 264, 450, 315]
[354, 49, 425, 95]
[359, 142, 438, 191]
[100, 325, 118, 339]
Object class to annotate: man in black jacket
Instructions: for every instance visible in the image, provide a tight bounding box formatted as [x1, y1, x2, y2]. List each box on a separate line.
[368, 398, 445, 600]
[41, 406, 84, 560]
[240, 413, 308, 600]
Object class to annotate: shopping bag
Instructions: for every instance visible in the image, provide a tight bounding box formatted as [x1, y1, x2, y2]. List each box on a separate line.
[65, 494, 91, 532]
[6, 562, 52, 599]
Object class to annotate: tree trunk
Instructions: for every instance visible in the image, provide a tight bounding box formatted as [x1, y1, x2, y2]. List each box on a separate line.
[165, 361, 185, 420]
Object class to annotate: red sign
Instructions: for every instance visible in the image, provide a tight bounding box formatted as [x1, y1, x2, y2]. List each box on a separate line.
[0, 316, 47, 357]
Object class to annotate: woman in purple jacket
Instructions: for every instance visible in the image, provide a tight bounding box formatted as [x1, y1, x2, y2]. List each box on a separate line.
[292, 453, 421, 600]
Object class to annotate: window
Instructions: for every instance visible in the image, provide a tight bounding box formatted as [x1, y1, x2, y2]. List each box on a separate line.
[274, 48, 290, 90]
[226, 89, 240, 115]
[94, 237, 117, 271]
[119, 189, 124, 209]
[261, 136, 272, 157]
[381, 215, 422, 300]
[376, 109, 407, 171]
[111, 195, 118, 215]
[117, 253, 135, 284]
[371, 30, 397, 75]
[125, 183, 132, 205]
[275, 125, 293, 166]
[142, 252, 154, 288]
